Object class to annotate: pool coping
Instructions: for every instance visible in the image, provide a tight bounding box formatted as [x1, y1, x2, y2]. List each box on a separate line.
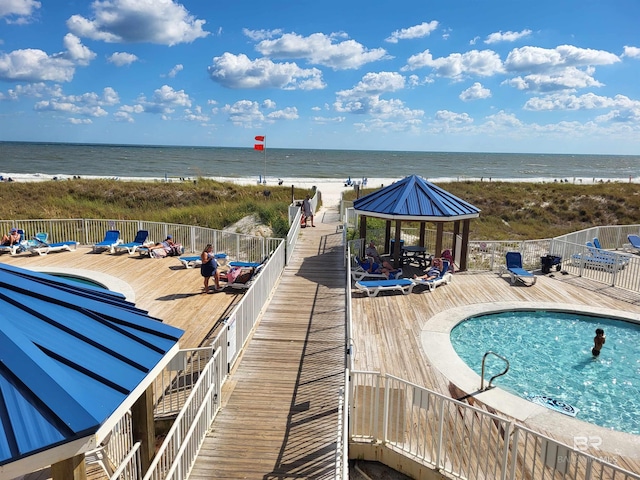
[422, 301, 640, 460]
[34, 267, 136, 302]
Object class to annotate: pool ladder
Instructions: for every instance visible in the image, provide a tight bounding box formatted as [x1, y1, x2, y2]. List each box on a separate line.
[480, 351, 510, 391]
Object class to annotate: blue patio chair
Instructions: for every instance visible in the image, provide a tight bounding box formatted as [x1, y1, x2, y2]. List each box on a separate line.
[113, 230, 149, 255]
[93, 230, 121, 253]
[500, 251, 536, 286]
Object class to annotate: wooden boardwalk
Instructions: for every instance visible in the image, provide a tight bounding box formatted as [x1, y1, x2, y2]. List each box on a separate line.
[188, 208, 346, 479]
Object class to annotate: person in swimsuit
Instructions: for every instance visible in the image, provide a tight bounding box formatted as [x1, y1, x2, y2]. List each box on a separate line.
[592, 328, 605, 356]
[1, 228, 20, 246]
[413, 258, 443, 281]
[200, 244, 221, 293]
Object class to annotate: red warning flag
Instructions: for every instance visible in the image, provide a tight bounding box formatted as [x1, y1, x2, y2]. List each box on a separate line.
[255, 135, 265, 141]
[254, 144, 264, 151]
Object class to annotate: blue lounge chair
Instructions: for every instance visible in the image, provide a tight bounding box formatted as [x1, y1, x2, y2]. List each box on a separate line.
[411, 260, 453, 292]
[500, 252, 536, 286]
[572, 242, 629, 272]
[113, 230, 149, 254]
[351, 256, 402, 281]
[28, 236, 78, 256]
[93, 230, 121, 253]
[179, 253, 227, 268]
[627, 234, 640, 253]
[0, 229, 24, 255]
[353, 278, 416, 297]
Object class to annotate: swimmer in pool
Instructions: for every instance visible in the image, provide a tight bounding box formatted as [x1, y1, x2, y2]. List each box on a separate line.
[592, 328, 605, 357]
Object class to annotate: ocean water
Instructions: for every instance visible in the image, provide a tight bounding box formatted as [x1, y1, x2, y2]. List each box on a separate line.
[0, 141, 638, 184]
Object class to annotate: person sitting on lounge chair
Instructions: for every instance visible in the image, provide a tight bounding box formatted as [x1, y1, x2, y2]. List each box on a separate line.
[413, 258, 443, 281]
[360, 257, 400, 279]
[365, 241, 382, 264]
[148, 235, 182, 256]
[2, 228, 20, 246]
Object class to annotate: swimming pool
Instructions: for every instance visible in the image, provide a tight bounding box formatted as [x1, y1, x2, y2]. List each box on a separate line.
[450, 310, 640, 435]
[51, 272, 107, 289]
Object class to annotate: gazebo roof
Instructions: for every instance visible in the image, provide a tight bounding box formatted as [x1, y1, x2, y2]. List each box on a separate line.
[353, 174, 480, 221]
[0, 263, 183, 476]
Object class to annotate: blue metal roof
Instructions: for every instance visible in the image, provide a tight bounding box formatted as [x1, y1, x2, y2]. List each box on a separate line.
[352, 175, 480, 221]
[0, 263, 184, 468]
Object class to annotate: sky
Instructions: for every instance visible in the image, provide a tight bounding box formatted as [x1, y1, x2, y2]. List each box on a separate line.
[1, 0, 639, 155]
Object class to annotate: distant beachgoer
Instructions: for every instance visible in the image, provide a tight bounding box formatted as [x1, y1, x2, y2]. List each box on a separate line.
[302, 195, 315, 227]
[592, 328, 606, 357]
[1, 228, 20, 246]
[200, 244, 221, 293]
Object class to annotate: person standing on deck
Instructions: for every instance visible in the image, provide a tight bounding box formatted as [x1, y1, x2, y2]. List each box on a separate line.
[302, 195, 315, 227]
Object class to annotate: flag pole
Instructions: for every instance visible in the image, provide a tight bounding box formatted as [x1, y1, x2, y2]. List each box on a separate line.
[263, 135, 267, 184]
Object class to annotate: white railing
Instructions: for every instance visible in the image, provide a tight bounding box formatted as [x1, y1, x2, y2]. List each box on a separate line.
[350, 372, 640, 480]
[144, 348, 221, 480]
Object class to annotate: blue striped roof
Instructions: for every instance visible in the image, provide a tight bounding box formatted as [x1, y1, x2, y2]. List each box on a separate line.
[0, 263, 183, 469]
[353, 175, 480, 221]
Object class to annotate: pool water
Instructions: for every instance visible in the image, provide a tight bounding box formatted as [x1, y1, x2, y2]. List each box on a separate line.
[51, 273, 107, 289]
[450, 311, 640, 435]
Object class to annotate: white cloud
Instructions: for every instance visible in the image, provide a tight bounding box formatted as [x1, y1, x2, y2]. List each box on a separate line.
[623, 46, 640, 59]
[137, 84, 191, 114]
[222, 100, 265, 126]
[243, 28, 284, 41]
[505, 45, 619, 73]
[262, 99, 276, 109]
[184, 106, 209, 122]
[34, 99, 107, 117]
[459, 82, 491, 101]
[67, 0, 209, 46]
[385, 21, 439, 44]
[108, 52, 138, 66]
[403, 49, 504, 78]
[254, 32, 390, 70]
[0, 0, 40, 23]
[312, 116, 345, 124]
[503, 66, 603, 92]
[166, 64, 183, 78]
[208, 53, 325, 90]
[0, 82, 60, 100]
[0, 34, 95, 81]
[484, 29, 532, 44]
[524, 92, 640, 111]
[31, 86, 117, 118]
[267, 107, 298, 120]
[334, 71, 423, 127]
[68, 117, 92, 124]
[434, 110, 474, 125]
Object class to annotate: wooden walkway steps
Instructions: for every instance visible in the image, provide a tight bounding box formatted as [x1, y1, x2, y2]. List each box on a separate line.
[188, 206, 347, 479]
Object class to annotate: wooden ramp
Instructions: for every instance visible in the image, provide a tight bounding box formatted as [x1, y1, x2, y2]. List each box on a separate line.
[188, 208, 346, 479]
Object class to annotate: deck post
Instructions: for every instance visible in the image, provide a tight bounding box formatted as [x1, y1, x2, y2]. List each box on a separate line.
[132, 385, 155, 475]
[51, 453, 86, 480]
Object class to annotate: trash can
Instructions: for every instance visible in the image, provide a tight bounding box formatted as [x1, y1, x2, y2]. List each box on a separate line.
[389, 239, 405, 255]
[541, 254, 562, 273]
[541, 255, 553, 274]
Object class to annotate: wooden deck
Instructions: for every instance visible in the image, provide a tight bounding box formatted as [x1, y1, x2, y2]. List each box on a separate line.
[188, 208, 346, 479]
[4, 208, 640, 478]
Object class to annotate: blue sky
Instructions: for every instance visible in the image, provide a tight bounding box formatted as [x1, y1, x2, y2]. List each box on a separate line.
[1, 0, 639, 154]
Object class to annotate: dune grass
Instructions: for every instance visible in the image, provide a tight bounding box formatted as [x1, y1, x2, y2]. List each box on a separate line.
[0, 178, 310, 238]
[343, 180, 640, 240]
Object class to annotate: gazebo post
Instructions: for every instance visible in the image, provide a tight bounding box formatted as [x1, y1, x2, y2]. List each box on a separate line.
[460, 219, 471, 271]
[359, 215, 367, 243]
[435, 223, 444, 257]
[51, 454, 86, 480]
[132, 385, 156, 475]
[384, 220, 392, 253]
[452, 220, 460, 256]
[419, 223, 426, 248]
[392, 220, 402, 268]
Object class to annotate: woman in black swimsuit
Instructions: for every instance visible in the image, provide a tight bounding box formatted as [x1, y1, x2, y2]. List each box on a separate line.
[200, 244, 221, 293]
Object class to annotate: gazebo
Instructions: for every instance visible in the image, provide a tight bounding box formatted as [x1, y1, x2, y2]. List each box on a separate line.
[0, 263, 184, 480]
[352, 175, 481, 271]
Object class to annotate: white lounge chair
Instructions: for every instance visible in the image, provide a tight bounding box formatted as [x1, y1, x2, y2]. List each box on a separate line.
[351, 256, 402, 281]
[353, 278, 416, 297]
[0, 229, 24, 255]
[28, 238, 78, 256]
[411, 260, 453, 291]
